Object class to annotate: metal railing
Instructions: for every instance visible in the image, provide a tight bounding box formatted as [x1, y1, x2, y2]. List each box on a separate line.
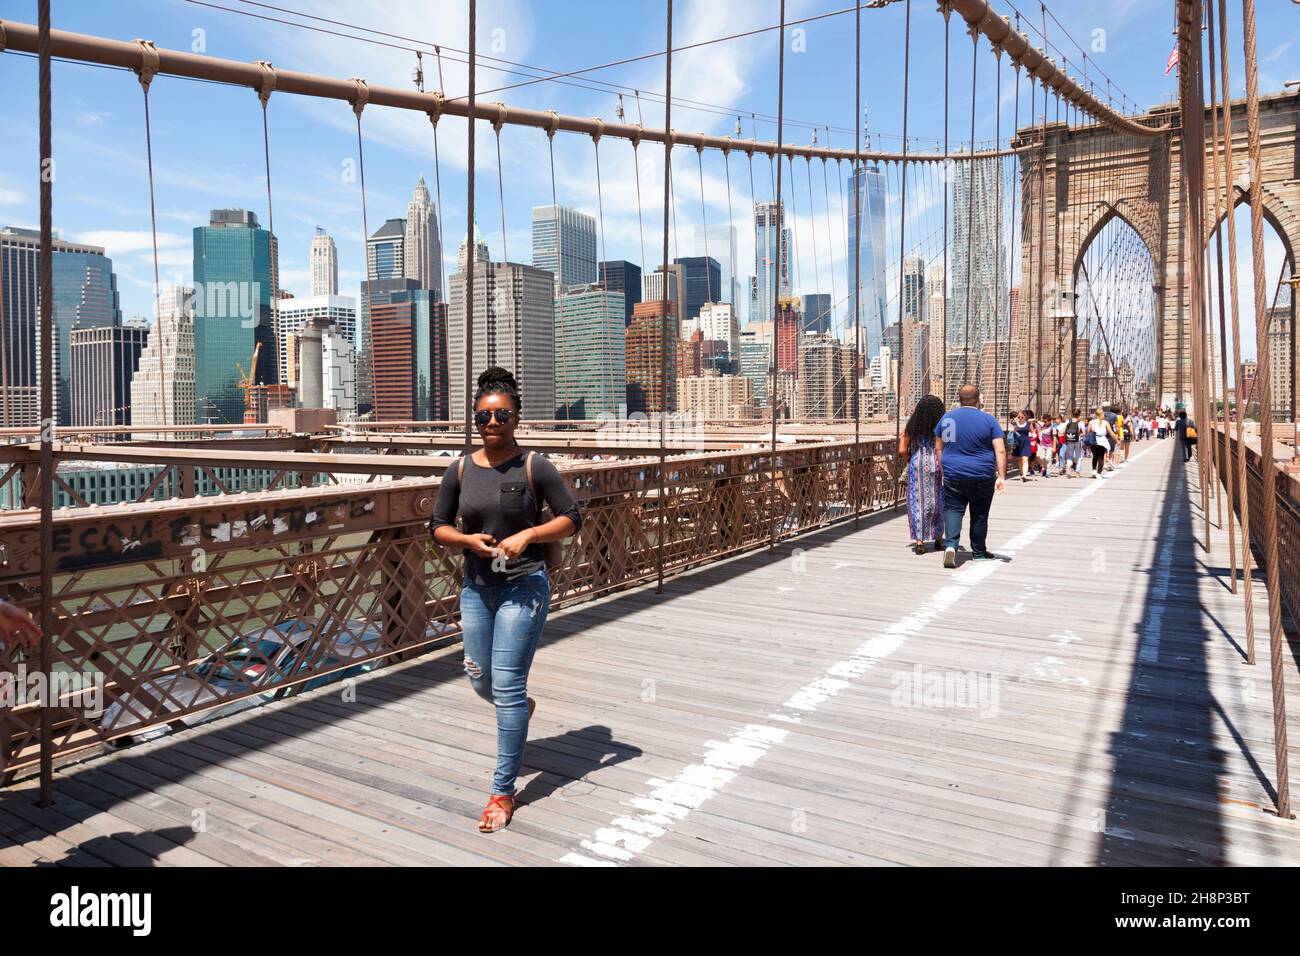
[1220, 427, 1300, 629]
[0, 439, 901, 779]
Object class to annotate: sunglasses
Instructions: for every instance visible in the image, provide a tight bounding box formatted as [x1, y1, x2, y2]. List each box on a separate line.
[474, 408, 516, 427]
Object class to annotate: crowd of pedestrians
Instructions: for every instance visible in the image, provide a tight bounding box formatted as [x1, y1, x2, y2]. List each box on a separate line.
[900, 388, 1193, 568]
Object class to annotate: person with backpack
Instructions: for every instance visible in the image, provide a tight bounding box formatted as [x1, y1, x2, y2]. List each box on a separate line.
[1060, 409, 1084, 478]
[1176, 409, 1198, 463]
[429, 366, 582, 833]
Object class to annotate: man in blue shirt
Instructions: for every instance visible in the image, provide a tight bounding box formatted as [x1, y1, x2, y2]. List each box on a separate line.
[933, 384, 1008, 568]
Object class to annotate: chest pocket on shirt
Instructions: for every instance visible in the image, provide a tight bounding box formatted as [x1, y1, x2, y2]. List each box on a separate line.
[499, 482, 529, 514]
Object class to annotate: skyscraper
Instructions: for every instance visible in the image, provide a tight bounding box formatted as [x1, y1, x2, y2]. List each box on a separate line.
[358, 217, 410, 416]
[310, 227, 338, 296]
[404, 176, 443, 300]
[0, 227, 122, 427]
[192, 209, 277, 425]
[371, 290, 447, 421]
[846, 163, 888, 361]
[801, 293, 831, 335]
[797, 334, 858, 420]
[554, 284, 626, 419]
[739, 331, 770, 403]
[902, 257, 925, 325]
[950, 152, 1005, 356]
[643, 265, 686, 334]
[673, 255, 722, 324]
[532, 205, 597, 291]
[751, 201, 790, 327]
[129, 286, 196, 430]
[70, 325, 147, 429]
[683, 302, 740, 364]
[366, 218, 406, 280]
[625, 300, 677, 415]
[926, 263, 946, 398]
[358, 278, 420, 415]
[599, 260, 641, 325]
[448, 246, 555, 423]
[694, 223, 740, 310]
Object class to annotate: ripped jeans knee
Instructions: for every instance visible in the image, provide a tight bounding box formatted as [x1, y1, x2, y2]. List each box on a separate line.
[463, 656, 494, 702]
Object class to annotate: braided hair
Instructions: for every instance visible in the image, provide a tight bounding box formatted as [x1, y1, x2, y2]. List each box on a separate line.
[474, 365, 521, 413]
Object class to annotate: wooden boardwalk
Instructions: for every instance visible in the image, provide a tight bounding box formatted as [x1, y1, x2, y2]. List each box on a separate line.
[4, 437, 1300, 866]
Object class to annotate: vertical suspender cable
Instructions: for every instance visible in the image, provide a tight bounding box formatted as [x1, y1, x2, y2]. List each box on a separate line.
[36, 0, 54, 809]
[1241, 0, 1292, 821]
[656, 0, 672, 590]
[464, 0, 477, 452]
[1005, 47, 1021, 429]
[1217, 0, 1256, 663]
[941, 7, 950, 403]
[769, 0, 785, 551]
[429, 103, 450, 423]
[697, 147, 713, 304]
[962, 28, 977, 360]
[594, 135, 614, 417]
[992, 47, 1004, 418]
[137, 59, 167, 430]
[1200, 1, 1226, 533]
[893, 0, 912, 507]
[853, 0, 862, 523]
[258, 70, 277, 399]
[495, 124, 508, 264]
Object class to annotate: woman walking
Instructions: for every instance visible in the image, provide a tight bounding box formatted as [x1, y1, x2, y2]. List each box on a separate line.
[429, 366, 581, 832]
[1087, 407, 1119, 478]
[900, 395, 945, 554]
[1013, 409, 1033, 482]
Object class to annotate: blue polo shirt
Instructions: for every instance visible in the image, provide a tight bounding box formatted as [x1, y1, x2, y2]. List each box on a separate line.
[935, 406, 1004, 480]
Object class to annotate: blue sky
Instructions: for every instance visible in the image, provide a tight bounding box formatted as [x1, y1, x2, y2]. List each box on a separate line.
[0, 0, 1294, 362]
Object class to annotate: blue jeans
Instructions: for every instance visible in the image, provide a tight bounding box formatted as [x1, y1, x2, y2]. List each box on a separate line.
[459, 570, 550, 795]
[942, 476, 996, 556]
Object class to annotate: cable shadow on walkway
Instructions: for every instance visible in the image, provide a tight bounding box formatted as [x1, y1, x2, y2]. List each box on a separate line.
[1095, 449, 1229, 865]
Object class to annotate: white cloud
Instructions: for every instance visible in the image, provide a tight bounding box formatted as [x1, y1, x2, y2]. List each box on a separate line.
[73, 229, 189, 256]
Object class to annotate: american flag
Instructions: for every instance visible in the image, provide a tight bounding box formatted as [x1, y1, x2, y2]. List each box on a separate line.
[1165, 47, 1180, 75]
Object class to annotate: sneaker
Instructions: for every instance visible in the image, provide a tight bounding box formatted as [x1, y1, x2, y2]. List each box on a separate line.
[943, 547, 957, 569]
[1092, 473, 1098, 479]
[971, 551, 997, 561]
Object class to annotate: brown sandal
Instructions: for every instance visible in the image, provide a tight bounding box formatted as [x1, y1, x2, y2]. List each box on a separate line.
[478, 793, 516, 832]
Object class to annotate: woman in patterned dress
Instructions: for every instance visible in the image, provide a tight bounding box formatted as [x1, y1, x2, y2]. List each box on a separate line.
[899, 395, 946, 555]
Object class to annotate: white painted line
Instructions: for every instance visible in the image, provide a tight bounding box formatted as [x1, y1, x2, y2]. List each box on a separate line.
[557, 439, 1167, 865]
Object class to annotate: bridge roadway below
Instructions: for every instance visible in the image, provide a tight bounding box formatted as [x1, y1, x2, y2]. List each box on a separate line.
[2, 437, 1299, 866]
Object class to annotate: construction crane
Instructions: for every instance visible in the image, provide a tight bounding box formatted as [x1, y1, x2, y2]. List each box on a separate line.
[236, 341, 261, 420]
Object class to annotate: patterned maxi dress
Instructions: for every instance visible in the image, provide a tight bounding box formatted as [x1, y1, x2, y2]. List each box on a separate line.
[906, 437, 943, 542]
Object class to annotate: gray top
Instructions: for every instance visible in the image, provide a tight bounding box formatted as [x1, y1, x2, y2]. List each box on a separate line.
[428, 450, 582, 586]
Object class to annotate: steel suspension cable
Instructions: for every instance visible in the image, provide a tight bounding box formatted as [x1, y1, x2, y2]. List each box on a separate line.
[893, 0, 912, 505]
[1241, 0, 1291, 820]
[656, 0, 672, 590]
[962, 27, 978, 360]
[770, 0, 786, 550]
[132, 47, 170, 431]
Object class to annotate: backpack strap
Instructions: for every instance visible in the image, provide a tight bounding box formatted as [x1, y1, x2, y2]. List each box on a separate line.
[525, 451, 541, 521]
